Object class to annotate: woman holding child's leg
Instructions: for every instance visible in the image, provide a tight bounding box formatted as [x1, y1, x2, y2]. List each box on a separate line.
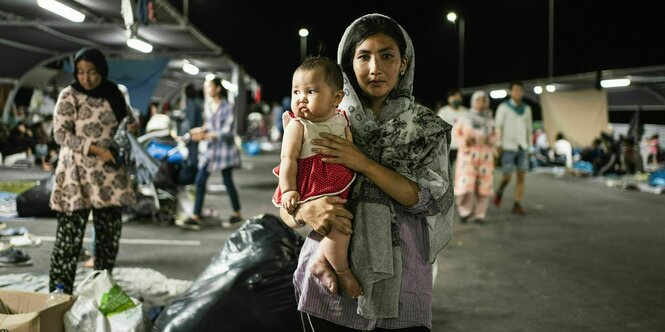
[280, 14, 454, 331]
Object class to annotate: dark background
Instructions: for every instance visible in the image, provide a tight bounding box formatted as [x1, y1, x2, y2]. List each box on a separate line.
[174, 1, 665, 109]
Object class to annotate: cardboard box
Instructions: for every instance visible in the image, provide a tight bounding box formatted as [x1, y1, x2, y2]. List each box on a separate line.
[0, 290, 75, 332]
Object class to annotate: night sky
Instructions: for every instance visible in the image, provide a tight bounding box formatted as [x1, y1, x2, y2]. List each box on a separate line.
[172, 0, 665, 107]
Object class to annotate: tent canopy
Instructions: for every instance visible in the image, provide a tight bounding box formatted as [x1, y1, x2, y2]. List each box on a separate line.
[0, 0, 257, 120]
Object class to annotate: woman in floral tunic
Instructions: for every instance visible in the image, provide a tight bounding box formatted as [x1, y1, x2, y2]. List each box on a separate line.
[48, 48, 135, 294]
[453, 90, 499, 224]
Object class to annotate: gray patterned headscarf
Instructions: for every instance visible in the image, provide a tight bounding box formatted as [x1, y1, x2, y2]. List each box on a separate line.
[337, 13, 455, 319]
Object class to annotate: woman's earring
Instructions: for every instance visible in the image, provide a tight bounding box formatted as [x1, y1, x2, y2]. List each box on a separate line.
[400, 71, 405, 76]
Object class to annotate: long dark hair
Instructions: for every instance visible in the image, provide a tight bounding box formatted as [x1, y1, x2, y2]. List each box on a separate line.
[340, 15, 407, 104]
[208, 77, 227, 99]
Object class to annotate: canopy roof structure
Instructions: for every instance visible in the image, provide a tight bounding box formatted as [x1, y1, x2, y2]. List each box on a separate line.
[462, 64, 665, 125]
[0, 0, 257, 121]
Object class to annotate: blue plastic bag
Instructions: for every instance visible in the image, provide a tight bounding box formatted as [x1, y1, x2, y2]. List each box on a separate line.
[573, 161, 593, 175]
[146, 141, 184, 164]
[648, 168, 665, 187]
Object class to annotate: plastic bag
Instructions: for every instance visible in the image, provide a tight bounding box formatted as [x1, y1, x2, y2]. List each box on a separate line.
[153, 214, 304, 332]
[649, 168, 665, 187]
[64, 270, 144, 332]
[15, 175, 56, 217]
[145, 141, 185, 164]
[99, 284, 137, 316]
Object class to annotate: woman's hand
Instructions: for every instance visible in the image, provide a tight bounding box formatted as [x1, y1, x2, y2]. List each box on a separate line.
[297, 196, 353, 236]
[127, 121, 139, 135]
[90, 145, 115, 164]
[311, 130, 369, 173]
[189, 127, 206, 142]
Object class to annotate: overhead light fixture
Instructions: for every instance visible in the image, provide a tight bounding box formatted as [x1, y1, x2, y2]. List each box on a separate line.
[205, 73, 216, 81]
[533, 86, 543, 94]
[182, 61, 199, 75]
[126, 37, 153, 53]
[446, 12, 457, 23]
[299, 28, 309, 37]
[600, 78, 631, 88]
[545, 84, 556, 92]
[490, 89, 507, 99]
[222, 80, 238, 93]
[37, 0, 85, 22]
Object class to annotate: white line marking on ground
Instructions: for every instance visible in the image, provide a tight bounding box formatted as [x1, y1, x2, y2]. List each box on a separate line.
[37, 236, 201, 246]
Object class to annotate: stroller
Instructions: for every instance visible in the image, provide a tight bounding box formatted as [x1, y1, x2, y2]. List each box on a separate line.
[126, 114, 191, 226]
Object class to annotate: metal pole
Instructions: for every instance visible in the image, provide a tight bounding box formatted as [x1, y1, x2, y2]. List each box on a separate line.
[458, 18, 465, 88]
[300, 36, 307, 62]
[548, 0, 554, 78]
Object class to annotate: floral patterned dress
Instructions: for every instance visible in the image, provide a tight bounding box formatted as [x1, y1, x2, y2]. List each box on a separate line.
[50, 86, 135, 213]
[453, 109, 499, 197]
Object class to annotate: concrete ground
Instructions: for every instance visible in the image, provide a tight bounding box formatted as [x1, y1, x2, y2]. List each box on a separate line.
[1, 151, 664, 332]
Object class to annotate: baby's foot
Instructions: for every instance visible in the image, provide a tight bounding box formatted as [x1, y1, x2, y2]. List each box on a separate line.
[336, 269, 363, 298]
[308, 257, 337, 294]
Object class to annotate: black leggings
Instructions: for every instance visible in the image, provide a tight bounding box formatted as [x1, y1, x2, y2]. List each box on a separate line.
[49, 207, 123, 294]
[301, 313, 430, 332]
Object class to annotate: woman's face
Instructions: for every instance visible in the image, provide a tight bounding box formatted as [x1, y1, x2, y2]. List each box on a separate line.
[205, 81, 221, 98]
[76, 60, 102, 91]
[472, 96, 487, 111]
[352, 33, 406, 104]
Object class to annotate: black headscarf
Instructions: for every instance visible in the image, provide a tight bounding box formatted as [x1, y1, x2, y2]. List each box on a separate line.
[70, 47, 127, 122]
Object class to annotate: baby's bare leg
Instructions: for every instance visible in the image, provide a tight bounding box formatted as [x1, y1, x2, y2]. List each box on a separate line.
[320, 228, 363, 298]
[308, 248, 337, 294]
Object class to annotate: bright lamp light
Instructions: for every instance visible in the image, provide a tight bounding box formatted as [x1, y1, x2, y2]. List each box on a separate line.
[222, 80, 238, 93]
[533, 86, 543, 94]
[126, 37, 153, 53]
[38, 0, 85, 22]
[600, 79, 631, 88]
[545, 84, 556, 92]
[299, 28, 309, 37]
[490, 89, 507, 99]
[446, 12, 457, 23]
[182, 62, 200, 76]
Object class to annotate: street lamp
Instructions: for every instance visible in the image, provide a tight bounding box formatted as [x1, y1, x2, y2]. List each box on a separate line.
[446, 11, 465, 88]
[299, 28, 309, 61]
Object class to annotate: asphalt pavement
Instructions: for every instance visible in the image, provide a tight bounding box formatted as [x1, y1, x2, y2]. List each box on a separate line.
[1, 151, 664, 332]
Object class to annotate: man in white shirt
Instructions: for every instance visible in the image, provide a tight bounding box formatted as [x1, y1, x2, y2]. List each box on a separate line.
[437, 88, 468, 165]
[494, 81, 532, 215]
[550, 132, 573, 169]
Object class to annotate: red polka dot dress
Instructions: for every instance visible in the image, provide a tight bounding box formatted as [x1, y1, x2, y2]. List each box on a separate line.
[272, 110, 356, 207]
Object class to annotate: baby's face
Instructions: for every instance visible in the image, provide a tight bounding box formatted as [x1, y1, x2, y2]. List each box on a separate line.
[291, 69, 339, 122]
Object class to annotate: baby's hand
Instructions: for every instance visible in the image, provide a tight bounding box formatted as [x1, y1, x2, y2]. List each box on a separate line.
[282, 190, 300, 214]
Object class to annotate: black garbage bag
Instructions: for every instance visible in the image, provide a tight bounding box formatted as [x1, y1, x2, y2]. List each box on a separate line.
[16, 175, 56, 217]
[153, 214, 305, 332]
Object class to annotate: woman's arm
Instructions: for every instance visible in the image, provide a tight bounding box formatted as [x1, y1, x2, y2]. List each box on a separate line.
[52, 91, 115, 163]
[52, 90, 90, 155]
[312, 129, 420, 207]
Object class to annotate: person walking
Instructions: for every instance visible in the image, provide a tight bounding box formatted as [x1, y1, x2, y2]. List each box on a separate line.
[493, 80, 532, 215]
[48, 47, 136, 294]
[279, 14, 454, 331]
[182, 77, 243, 230]
[437, 88, 468, 166]
[454, 90, 498, 224]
